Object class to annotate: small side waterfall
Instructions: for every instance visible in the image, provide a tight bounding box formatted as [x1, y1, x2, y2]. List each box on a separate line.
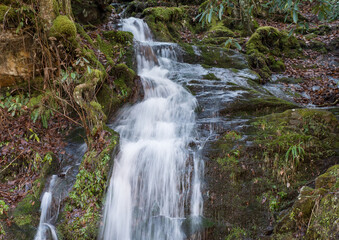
[34, 175, 58, 240]
[100, 18, 203, 240]
[34, 141, 87, 240]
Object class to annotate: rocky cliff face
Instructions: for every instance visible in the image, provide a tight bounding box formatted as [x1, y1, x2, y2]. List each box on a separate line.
[0, 30, 33, 88]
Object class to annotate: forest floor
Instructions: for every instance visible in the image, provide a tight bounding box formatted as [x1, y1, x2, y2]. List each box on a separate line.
[256, 16, 339, 107]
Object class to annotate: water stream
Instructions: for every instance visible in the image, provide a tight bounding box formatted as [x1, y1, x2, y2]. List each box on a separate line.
[100, 18, 203, 240]
[34, 136, 86, 240]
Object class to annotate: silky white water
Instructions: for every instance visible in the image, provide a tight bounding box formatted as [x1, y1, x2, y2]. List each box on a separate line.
[100, 18, 203, 240]
[35, 175, 58, 240]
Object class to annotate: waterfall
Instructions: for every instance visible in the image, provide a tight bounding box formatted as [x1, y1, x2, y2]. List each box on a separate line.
[33, 142, 87, 240]
[34, 175, 58, 240]
[100, 17, 203, 240]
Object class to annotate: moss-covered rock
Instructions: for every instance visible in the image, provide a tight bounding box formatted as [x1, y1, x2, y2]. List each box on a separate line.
[202, 73, 220, 80]
[246, 27, 300, 57]
[57, 127, 118, 239]
[205, 108, 338, 239]
[274, 165, 339, 239]
[103, 30, 133, 44]
[97, 63, 143, 119]
[143, 6, 189, 42]
[206, 23, 235, 38]
[246, 26, 301, 82]
[220, 91, 297, 117]
[199, 46, 248, 69]
[49, 15, 77, 46]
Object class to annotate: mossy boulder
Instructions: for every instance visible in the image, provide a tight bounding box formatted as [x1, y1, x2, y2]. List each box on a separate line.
[220, 91, 297, 117]
[207, 23, 235, 38]
[246, 27, 300, 57]
[97, 63, 143, 118]
[205, 108, 338, 239]
[246, 26, 301, 82]
[200, 22, 236, 46]
[49, 15, 77, 45]
[275, 165, 339, 239]
[103, 30, 133, 44]
[198, 46, 248, 69]
[202, 73, 220, 80]
[143, 6, 188, 42]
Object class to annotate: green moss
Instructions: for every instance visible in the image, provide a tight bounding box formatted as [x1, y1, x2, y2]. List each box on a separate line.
[270, 60, 286, 72]
[247, 50, 272, 82]
[58, 128, 118, 239]
[309, 40, 327, 54]
[222, 94, 297, 117]
[143, 6, 189, 42]
[76, 23, 94, 45]
[82, 47, 105, 72]
[306, 192, 339, 239]
[50, 15, 77, 39]
[202, 73, 220, 80]
[143, 7, 183, 22]
[103, 30, 133, 44]
[200, 46, 247, 69]
[97, 64, 137, 118]
[0, 4, 15, 23]
[207, 22, 235, 38]
[275, 164, 339, 239]
[226, 227, 248, 240]
[246, 26, 301, 82]
[315, 165, 339, 190]
[96, 83, 113, 116]
[8, 156, 58, 239]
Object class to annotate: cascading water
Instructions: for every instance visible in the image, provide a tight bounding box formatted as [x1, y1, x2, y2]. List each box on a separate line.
[34, 140, 87, 240]
[100, 18, 203, 240]
[34, 175, 58, 240]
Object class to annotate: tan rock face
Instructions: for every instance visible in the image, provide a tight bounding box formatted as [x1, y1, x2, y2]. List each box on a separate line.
[0, 30, 33, 88]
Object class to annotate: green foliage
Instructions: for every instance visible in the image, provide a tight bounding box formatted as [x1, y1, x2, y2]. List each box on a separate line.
[285, 142, 305, 169]
[263, 0, 338, 23]
[59, 130, 118, 239]
[0, 200, 9, 216]
[69, 154, 110, 208]
[225, 226, 248, 240]
[199, 0, 338, 34]
[0, 93, 29, 117]
[224, 131, 242, 141]
[224, 37, 241, 50]
[0, 200, 8, 239]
